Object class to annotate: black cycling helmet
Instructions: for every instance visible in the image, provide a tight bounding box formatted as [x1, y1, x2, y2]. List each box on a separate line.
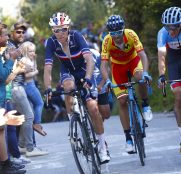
[106, 15, 125, 31]
[161, 7, 181, 25]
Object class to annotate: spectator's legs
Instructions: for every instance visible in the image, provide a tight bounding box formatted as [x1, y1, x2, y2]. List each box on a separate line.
[7, 125, 20, 158]
[12, 86, 34, 152]
[25, 81, 44, 124]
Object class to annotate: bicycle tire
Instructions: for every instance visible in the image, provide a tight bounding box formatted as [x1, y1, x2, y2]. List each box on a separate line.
[130, 101, 145, 166]
[85, 111, 101, 172]
[70, 113, 100, 174]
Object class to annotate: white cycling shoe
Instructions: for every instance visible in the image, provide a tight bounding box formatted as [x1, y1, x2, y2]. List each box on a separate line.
[125, 140, 134, 154]
[143, 106, 153, 122]
[99, 147, 110, 164]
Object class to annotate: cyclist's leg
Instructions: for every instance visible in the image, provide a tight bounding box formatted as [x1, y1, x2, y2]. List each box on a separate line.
[96, 73, 111, 121]
[111, 63, 133, 152]
[172, 86, 181, 126]
[61, 73, 75, 118]
[132, 57, 152, 121]
[86, 98, 110, 162]
[87, 99, 103, 134]
[86, 77, 110, 163]
[132, 57, 147, 99]
[169, 61, 181, 147]
[98, 92, 111, 121]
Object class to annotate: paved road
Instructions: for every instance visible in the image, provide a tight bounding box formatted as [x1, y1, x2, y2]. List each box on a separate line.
[25, 113, 181, 174]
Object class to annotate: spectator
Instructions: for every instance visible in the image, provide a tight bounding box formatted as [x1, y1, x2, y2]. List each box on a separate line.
[19, 41, 46, 136]
[10, 22, 48, 157]
[5, 83, 31, 165]
[0, 22, 26, 174]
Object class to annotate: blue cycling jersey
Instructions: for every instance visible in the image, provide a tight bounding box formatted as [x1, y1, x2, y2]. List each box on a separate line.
[157, 27, 181, 85]
[157, 27, 181, 50]
[45, 30, 92, 78]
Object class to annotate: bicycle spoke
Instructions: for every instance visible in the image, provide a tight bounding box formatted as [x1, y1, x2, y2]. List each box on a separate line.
[70, 115, 100, 174]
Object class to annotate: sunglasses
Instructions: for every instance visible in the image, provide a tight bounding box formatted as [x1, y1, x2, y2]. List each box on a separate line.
[15, 30, 25, 34]
[109, 29, 124, 37]
[164, 24, 180, 31]
[53, 28, 69, 33]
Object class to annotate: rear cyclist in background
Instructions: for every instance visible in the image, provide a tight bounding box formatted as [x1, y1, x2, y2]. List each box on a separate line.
[101, 15, 153, 153]
[44, 12, 110, 163]
[157, 7, 181, 151]
[90, 48, 112, 121]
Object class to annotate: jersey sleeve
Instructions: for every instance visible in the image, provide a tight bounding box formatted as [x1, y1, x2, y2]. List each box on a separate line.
[45, 37, 55, 66]
[74, 31, 91, 55]
[157, 27, 167, 51]
[127, 29, 143, 53]
[101, 35, 111, 61]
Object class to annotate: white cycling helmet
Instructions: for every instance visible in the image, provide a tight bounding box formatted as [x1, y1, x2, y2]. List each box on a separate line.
[161, 7, 181, 25]
[49, 12, 71, 27]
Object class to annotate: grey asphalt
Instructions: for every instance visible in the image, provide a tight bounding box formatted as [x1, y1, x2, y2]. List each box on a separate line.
[25, 112, 181, 174]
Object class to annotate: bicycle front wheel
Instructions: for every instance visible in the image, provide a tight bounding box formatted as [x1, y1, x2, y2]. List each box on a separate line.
[69, 114, 100, 174]
[130, 102, 145, 166]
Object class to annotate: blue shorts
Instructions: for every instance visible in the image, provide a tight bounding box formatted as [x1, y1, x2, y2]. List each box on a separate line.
[60, 72, 98, 101]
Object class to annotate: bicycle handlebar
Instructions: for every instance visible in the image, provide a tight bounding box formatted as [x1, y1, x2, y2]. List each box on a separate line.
[107, 79, 146, 89]
[161, 79, 181, 97]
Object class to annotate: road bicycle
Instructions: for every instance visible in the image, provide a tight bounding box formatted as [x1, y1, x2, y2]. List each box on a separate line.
[54, 85, 101, 174]
[105, 76, 148, 166]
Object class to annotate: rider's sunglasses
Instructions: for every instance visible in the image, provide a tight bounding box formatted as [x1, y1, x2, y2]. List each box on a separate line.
[109, 29, 124, 37]
[15, 30, 25, 34]
[164, 24, 180, 31]
[53, 27, 69, 33]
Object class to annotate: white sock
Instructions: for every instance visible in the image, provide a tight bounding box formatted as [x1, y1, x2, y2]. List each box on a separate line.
[67, 113, 71, 120]
[97, 134, 106, 150]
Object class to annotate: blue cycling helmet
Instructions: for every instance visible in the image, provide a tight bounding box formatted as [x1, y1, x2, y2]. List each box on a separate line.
[161, 7, 181, 25]
[106, 15, 125, 31]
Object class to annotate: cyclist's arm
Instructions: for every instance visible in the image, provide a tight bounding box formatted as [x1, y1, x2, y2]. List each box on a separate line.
[83, 53, 95, 79]
[100, 60, 109, 83]
[100, 35, 110, 82]
[44, 64, 52, 89]
[158, 48, 166, 76]
[137, 50, 149, 72]
[129, 30, 149, 72]
[44, 37, 55, 89]
[157, 28, 168, 76]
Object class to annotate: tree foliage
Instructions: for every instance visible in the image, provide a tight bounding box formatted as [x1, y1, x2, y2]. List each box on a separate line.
[16, 0, 181, 112]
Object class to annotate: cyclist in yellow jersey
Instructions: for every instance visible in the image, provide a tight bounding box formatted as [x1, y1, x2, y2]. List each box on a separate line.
[101, 15, 153, 153]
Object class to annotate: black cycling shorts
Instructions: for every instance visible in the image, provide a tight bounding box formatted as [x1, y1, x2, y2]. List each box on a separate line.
[98, 92, 109, 105]
[167, 48, 181, 81]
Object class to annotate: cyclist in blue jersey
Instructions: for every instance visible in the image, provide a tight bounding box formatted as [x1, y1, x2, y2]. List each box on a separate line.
[44, 12, 110, 163]
[157, 7, 181, 151]
[90, 48, 112, 121]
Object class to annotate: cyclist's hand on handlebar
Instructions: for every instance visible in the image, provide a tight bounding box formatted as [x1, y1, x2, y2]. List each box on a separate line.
[142, 71, 152, 82]
[158, 75, 166, 88]
[83, 78, 92, 88]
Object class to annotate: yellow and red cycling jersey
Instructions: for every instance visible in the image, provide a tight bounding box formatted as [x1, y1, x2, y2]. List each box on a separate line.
[101, 29, 144, 97]
[101, 29, 143, 65]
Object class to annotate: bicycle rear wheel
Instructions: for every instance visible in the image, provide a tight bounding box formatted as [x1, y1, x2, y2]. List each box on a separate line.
[69, 113, 100, 174]
[130, 102, 145, 166]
